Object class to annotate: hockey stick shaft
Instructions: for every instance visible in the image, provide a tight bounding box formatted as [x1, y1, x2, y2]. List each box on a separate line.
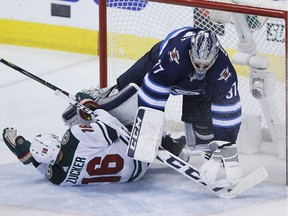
[0, 58, 70, 97]
[157, 146, 268, 199]
[0, 57, 130, 138]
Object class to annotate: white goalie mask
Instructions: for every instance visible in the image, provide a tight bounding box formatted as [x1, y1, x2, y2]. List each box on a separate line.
[189, 30, 220, 80]
[30, 133, 61, 165]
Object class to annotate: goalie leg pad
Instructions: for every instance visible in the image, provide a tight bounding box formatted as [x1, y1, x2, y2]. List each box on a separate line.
[98, 83, 139, 126]
[62, 83, 139, 127]
[127, 107, 165, 163]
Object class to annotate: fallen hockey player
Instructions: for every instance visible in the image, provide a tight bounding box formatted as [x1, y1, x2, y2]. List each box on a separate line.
[2, 104, 148, 186]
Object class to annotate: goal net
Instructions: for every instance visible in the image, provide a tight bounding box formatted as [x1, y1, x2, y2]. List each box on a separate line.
[98, 0, 286, 164]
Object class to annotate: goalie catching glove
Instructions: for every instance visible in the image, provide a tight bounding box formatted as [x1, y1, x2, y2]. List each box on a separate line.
[200, 141, 243, 188]
[2, 128, 33, 165]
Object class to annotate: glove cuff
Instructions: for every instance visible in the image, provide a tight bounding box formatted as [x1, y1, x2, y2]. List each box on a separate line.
[15, 136, 33, 165]
[18, 151, 33, 165]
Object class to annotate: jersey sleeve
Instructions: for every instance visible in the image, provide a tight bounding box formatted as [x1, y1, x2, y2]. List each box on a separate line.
[138, 27, 194, 111]
[138, 72, 170, 111]
[71, 109, 126, 148]
[209, 51, 242, 143]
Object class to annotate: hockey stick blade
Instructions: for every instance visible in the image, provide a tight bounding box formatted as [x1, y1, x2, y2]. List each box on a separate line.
[218, 166, 268, 199]
[157, 146, 268, 199]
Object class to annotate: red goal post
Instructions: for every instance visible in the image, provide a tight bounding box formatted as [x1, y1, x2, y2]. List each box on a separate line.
[98, 0, 287, 184]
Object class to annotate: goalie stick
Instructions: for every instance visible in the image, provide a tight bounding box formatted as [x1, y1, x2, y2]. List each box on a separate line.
[1, 57, 268, 198]
[157, 146, 268, 199]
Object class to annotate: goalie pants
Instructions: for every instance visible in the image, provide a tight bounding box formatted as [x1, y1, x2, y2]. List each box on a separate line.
[116, 41, 214, 144]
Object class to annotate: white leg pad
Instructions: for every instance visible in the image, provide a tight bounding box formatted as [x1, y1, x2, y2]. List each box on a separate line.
[127, 107, 165, 163]
[98, 83, 139, 126]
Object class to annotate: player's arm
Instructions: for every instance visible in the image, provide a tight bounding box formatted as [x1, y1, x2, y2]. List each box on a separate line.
[2, 128, 34, 164]
[71, 109, 127, 148]
[2, 128, 48, 174]
[200, 77, 243, 188]
[138, 69, 170, 111]
[207, 50, 242, 142]
[211, 81, 242, 143]
[137, 32, 189, 111]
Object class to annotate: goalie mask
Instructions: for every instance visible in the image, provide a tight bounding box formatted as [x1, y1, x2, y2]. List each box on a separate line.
[189, 30, 220, 80]
[30, 133, 61, 165]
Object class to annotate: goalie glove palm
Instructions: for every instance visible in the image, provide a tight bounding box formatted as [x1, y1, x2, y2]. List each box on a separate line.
[2, 128, 33, 165]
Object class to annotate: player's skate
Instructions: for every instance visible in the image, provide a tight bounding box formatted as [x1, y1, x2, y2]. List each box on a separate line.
[161, 134, 186, 158]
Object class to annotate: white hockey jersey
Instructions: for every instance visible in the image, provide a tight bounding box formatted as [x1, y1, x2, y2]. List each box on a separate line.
[38, 109, 148, 186]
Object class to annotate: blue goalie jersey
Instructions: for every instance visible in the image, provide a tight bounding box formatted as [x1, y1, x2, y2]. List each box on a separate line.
[137, 27, 242, 143]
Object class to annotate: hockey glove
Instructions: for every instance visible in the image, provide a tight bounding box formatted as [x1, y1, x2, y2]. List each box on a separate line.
[77, 98, 100, 121]
[62, 92, 100, 125]
[76, 92, 100, 121]
[2, 128, 33, 165]
[199, 141, 243, 188]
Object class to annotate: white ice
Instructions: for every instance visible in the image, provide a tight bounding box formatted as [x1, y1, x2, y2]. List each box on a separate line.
[0, 44, 287, 216]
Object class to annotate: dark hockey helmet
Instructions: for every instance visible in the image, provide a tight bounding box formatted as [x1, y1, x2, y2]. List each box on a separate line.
[189, 30, 220, 80]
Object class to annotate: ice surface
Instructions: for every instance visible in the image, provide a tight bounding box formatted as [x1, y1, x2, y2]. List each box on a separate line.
[0, 44, 286, 216]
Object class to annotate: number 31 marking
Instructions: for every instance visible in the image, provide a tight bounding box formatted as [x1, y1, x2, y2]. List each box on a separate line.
[226, 82, 237, 99]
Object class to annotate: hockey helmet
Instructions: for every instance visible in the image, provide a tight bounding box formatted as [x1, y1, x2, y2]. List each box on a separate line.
[30, 133, 61, 165]
[189, 30, 220, 80]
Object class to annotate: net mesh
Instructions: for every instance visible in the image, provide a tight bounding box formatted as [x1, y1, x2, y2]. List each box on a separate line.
[103, 1, 286, 156]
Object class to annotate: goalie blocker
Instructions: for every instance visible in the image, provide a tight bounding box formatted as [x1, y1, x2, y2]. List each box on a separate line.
[127, 107, 165, 163]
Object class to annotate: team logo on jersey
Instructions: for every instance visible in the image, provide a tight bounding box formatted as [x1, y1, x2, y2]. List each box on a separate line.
[170, 86, 204, 95]
[168, 47, 180, 64]
[45, 164, 53, 179]
[61, 131, 70, 145]
[218, 67, 231, 81]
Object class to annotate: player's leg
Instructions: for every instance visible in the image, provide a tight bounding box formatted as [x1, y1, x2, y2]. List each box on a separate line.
[181, 97, 242, 187]
[116, 41, 162, 90]
[160, 96, 213, 160]
[181, 95, 214, 144]
[160, 132, 186, 156]
[62, 83, 139, 127]
[177, 95, 214, 160]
